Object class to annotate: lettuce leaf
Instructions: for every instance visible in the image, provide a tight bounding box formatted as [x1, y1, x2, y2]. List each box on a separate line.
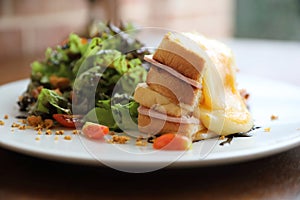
[33, 88, 71, 115]
[83, 98, 139, 131]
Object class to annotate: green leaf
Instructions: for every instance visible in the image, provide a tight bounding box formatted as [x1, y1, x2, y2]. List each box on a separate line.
[34, 89, 71, 114]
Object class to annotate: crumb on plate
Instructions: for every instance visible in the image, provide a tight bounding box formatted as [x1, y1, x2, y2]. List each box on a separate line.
[270, 115, 278, 121]
[18, 125, 26, 130]
[55, 130, 64, 135]
[4, 115, 8, 120]
[108, 135, 130, 144]
[18, 119, 27, 124]
[46, 129, 52, 135]
[135, 140, 147, 146]
[11, 122, 20, 128]
[35, 137, 41, 141]
[264, 127, 271, 132]
[135, 136, 147, 146]
[219, 135, 225, 140]
[64, 135, 72, 140]
[0, 120, 4, 126]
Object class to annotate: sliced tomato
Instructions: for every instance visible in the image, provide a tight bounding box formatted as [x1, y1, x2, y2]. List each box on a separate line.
[52, 114, 82, 128]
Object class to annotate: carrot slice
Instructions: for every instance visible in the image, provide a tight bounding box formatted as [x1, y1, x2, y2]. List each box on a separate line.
[153, 133, 192, 150]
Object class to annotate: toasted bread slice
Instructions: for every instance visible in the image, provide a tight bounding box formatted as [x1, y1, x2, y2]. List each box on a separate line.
[137, 106, 211, 140]
[134, 83, 195, 117]
[153, 32, 207, 81]
[146, 66, 202, 106]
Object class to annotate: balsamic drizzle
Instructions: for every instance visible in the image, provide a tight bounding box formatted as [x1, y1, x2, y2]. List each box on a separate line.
[219, 126, 261, 146]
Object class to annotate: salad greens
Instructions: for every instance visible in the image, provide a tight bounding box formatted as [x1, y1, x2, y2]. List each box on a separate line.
[18, 22, 150, 130]
[84, 95, 140, 131]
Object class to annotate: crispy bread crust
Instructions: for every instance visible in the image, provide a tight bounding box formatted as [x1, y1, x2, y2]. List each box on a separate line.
[153, 32, 205, 81]
[146, 66, 201, 106]
[138, 113, 198, 136]
[133, 83, 192, 117]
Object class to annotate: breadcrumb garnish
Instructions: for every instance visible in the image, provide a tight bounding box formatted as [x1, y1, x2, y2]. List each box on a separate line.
[4, 115, 8, 120]
[219, 135, 225, 140]
[135, 136, 147, 146]
[270, 115, 278, 121]
[27, 115, 42, 127]
[108, 135, 130, 144]
[18, 119, 27, 124]
[54, 136, 59, 141]
[64, 135, 72, 140]
[72, 130, 79, 135]
[44, 119, 54, 129]
[55, 130, 64, 135]
[136, 140, 147, 146]
[11, 122, 20, 128]
[0, 120, 4, 126]
[18, 125, 26, 130]
[35, 137, 41, 141]
[264, 127, 271, 132]
[34, 124, 43, 131]
[45, 129, 52, 135]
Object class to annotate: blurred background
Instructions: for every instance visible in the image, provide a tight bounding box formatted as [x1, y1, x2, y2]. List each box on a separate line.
[0, 0, 300, 78]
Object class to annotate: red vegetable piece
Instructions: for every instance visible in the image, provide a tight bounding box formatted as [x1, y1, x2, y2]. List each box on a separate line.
[153, 133, 192, 151]
[82, 122, 109, 139]
[53, 114, 82, 128]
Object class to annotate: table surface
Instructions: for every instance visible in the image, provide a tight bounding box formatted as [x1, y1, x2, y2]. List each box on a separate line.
[0, 39, 300, 200]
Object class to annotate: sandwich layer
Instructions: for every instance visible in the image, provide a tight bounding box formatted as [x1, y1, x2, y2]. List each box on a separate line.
[137, 107, 208, 140]
[153, 32, 207, 81]
[144, 55, 202, 88]
[146, 66, 202, 106]
[134, 84, 196, 117]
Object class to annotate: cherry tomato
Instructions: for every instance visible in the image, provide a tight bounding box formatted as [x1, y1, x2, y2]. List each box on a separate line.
[52, 114, 82, 128]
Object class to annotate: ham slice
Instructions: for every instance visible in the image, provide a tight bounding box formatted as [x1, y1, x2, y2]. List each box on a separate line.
[138, 106, 199, 124]
[144, 55, 202, 89]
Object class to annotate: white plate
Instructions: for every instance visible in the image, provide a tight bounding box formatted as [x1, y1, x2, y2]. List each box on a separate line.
[0, 75, 300, 172]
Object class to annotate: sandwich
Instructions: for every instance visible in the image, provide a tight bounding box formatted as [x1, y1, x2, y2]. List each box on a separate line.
[134, 32, 254, 141]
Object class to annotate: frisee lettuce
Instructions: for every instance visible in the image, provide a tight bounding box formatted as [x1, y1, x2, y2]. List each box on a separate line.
[19, 22, 150, 130]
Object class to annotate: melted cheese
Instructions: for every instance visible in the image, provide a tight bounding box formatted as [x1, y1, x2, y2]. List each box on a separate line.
[183, 32, 254, 135]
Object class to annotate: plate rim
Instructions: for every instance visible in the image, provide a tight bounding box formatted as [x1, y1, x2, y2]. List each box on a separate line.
[0, 76, 300, 168]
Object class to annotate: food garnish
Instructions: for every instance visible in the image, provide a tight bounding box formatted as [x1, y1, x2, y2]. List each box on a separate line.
[107, 135, 130, 144]
[270, 115, 278, 121]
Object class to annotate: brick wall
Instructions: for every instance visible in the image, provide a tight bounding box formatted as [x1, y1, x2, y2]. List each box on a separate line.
[119, 0, 234, 38]
[0, 0, 234, 60]
[0, 0, 89, 59]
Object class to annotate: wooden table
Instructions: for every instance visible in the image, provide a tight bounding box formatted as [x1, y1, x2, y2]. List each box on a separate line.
[0, 39, 300, 199]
